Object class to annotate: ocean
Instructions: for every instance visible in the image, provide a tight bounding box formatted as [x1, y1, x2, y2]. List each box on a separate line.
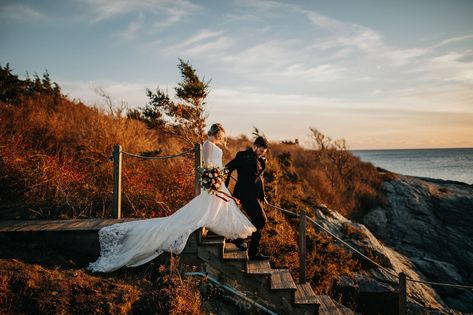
[352, 148, 473, 185]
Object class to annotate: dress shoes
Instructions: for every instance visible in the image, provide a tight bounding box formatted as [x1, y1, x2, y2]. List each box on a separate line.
[235, 243, 248, 251]
[230, 240, 248, 251]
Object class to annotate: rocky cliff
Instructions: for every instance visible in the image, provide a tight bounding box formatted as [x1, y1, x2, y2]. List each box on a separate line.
[313, 174, 473, 314]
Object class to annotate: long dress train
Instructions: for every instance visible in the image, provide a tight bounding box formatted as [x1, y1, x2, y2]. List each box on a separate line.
[87, 140, 256, 273]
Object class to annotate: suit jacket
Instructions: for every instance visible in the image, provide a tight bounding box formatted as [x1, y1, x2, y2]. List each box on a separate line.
[225, 148, 266, 201]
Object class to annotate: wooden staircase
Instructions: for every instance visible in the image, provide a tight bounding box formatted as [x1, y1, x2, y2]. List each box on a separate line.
[195, 232, 354, 315]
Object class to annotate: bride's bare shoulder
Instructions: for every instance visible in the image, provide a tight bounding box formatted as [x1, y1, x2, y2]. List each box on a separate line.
[204, 140, 218, 148]
[203, 140, 212, 148]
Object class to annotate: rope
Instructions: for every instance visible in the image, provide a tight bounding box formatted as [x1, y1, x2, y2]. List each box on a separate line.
[110, 148, 194, 160]
[266, 203, 398, 279]
[407, 278, 473, 290]
[265, 202, 473, 290]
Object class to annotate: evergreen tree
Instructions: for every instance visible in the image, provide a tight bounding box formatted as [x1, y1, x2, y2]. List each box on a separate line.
[0, 63, 61, 104]
[136, 59, 210, 146]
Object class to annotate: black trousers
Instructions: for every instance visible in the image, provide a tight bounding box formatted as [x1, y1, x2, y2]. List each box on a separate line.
[235, 198, 267, 258]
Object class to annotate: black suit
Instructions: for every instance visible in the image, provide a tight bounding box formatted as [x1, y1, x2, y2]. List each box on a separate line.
[225, 148, 267, 258]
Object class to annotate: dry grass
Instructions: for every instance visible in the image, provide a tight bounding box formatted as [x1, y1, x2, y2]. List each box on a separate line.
[0, 93, 194, 219]
[0, 257, 203, 315]
[0, 236, 203, 315]
[341, 223, 366, 241]
[259, 142, 385, 219]
[0, 258, 140, 314]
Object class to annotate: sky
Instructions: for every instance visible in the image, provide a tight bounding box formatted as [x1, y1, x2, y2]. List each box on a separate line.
[1, 0, 472, 149]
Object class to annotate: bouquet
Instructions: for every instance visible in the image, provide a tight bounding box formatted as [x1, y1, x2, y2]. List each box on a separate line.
[199, 165, 239, 204]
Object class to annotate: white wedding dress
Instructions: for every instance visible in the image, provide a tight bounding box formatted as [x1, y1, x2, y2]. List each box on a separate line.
[88, 140, 256, 273]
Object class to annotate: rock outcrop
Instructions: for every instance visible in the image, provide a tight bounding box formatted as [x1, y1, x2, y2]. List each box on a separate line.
[313, 174, 473, 314]
[362, 175, 473, 313]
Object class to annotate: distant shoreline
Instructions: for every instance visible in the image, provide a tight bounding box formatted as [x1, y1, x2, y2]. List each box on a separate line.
[399, 173, 472, 187]
[352, 148, 473, 185]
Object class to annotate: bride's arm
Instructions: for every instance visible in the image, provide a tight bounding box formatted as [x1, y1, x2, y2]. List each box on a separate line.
[202, 141, 212, 167]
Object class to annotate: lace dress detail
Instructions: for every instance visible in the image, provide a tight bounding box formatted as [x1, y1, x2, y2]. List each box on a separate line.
[88, 140, 256, 273]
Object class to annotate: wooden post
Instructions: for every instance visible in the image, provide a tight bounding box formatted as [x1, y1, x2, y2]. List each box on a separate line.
[299, 209, 307, 284]
[194, 143, 202, 196]
[194, 143, 204, 243]
[112, 144, 122, 219]
[399, 272, 407, 315]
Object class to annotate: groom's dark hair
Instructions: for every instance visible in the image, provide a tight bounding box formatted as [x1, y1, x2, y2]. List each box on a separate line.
[254, 136, 269, 148]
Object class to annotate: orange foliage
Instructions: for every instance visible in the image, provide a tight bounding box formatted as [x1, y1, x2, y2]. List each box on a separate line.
[0, 248, 203, 315]
[0, 92, 194, 219]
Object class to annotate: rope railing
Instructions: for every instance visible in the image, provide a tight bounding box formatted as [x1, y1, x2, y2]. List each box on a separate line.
[110, 143, 203, 219]
[406, 278, 473, 290]
[120, 148, 194, 160]
[265, 202, 398, 279]
[264, 201, 473, 314]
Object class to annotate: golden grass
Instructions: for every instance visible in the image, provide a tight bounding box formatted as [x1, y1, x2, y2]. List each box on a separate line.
[0, 239, 203, 315]
[259, 142, 385, 219]
[0, 258, 140, 314]
[0, 94, 194, 219]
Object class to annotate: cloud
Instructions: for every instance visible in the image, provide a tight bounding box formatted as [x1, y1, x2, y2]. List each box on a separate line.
[0, 4, 44, 21]
[82, 0, 200, 25]
[177, 30, 224, 48]
[157, 4, 198, 27]
[431, 33, 473, 49]
[301, 9, 384, 54]
[299, 9, 346, 31]
[222, 39, 298, 68]
[301, 9, 432, 68]
[282, 63, 347, 82]
[183, 37, 234, 56]
[61, 79, 155, 107]
[112, 13, 145, 41]
[383, 48, 429, 66]
[406, 50, 473, 84]
[161, 30, 234, 56]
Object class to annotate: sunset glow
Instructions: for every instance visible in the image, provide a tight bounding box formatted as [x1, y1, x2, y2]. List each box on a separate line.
[1, 0, 472, 149]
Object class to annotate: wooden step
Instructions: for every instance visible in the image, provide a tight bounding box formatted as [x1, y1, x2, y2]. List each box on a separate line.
[270, 269, 297, 290]
[200, 235, 225, 246]
[246, 260, 272, 275]
[223, 242, 248, 260]
[314, 295, 342, 315]
[206, 230, 220, 237]
[294, 283, 319, 304]
[0, 219, 138, 232]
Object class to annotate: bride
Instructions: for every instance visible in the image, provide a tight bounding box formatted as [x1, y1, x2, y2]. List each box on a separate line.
[88, 123, 256, 273]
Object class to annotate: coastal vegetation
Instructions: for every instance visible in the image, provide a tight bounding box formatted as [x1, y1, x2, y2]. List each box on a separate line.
[0, 63, 386, 313]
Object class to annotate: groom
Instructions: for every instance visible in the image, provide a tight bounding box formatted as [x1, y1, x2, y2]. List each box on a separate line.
[225, 136, 269, 260]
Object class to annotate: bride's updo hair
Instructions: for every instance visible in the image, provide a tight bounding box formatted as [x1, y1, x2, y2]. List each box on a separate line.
[207, 123, 225, 138]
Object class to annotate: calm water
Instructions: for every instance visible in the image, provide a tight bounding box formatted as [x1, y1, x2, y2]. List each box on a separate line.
[352, 148, 473, 185]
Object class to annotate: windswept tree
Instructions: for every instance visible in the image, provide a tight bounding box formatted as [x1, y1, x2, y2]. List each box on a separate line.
[130, 59, 210, 146]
